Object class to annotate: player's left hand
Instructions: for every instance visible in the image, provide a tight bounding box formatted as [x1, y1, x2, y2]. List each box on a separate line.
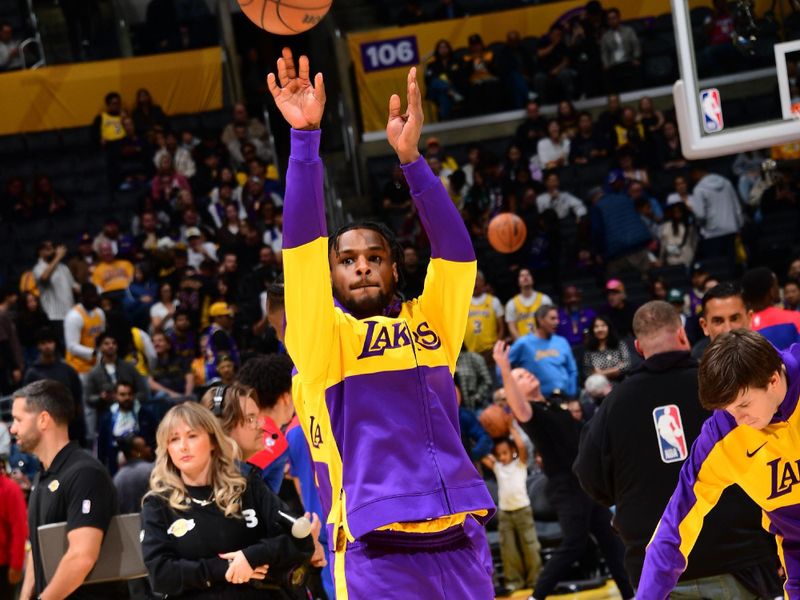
[386, 67, 423, 165]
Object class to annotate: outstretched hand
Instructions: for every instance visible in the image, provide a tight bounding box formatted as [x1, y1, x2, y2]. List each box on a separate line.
[493, 340, 511, 372]
[386, 67, 423, 164]
[267, 47, 326, 130]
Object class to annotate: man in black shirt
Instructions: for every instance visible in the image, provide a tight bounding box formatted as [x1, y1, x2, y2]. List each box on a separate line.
[574, 301, 781, 597]
[10, 379, 128, 600]
[493, 342, 634, 600]
[515, 101, 548, 159]
[533, 25, 577, 102]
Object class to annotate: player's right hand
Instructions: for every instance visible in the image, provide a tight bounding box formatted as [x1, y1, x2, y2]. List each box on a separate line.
[493, 340, 511, 371]
[267, 48, 326, 131]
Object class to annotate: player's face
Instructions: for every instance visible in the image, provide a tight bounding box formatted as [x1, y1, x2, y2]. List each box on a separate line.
[167, 420, 214, 481]
[10, 397, 42, 454]
[725, 372, 783, 430]
[229, 394, 263, 460]
[700, 297, 750, 341]
[330, 229, 398, 319]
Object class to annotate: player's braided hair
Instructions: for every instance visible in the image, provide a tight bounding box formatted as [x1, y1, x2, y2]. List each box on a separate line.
[329, 220, 406, 292]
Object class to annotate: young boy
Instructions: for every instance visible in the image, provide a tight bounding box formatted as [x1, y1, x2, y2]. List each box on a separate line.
[482, 424, 542, 594]
[639, 329, 800, 597]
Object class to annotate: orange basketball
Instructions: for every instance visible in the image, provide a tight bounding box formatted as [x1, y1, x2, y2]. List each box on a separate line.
[479, 404, 511, 438]
[238, 0, 332, 35]
[487, 213, 527, 254]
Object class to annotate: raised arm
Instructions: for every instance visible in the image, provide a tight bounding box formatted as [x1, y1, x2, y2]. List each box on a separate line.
[391, 68, 476, 368]
[637, 415, 735, 599]
[493, 341, 532, 423]
[268, 49, 335, 383]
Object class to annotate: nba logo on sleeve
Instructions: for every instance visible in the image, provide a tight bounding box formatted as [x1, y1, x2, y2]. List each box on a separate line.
[700, 88, 724, 133]
[652, 405, 688, 464]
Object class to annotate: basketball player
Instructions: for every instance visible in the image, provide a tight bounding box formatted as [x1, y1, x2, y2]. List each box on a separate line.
[505, 268, 552, 341]
[267, 49, 495, 599]
[638, 329, 800, 598]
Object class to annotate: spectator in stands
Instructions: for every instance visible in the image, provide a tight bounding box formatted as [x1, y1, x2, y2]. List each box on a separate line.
[111, 115, 153, 190]
[692, 281, 749, 359]
[397, 0, 425, 25]
[92, 216, 122, 255]
[0, 287, 23, 394]
[509, 304, 578, 400]
[0, 21, 22, 70]
[536, 172, 587, 222]
[1, 176, 27, 221]
[534, 24, 577, 102]
[506, 268, 553, 341]
[67, 232, 96, 286]
[113, 434, 153, 514]
[33, 240, 78, 337]
[628, 181, 662, 225]
[613, 107, 647, 155]
[591, 171, 652, 276]
[691, 161, 743, 260]
[569, 111, 608, 165]
[732, 150, 768, 203]
[15, 292, 49, 366]
[215, 204, 245, 253]
[97, 381, 141, 475]
[665, 174, 696, 212]
[557, 285, 597, 347]
[655, 121, 688, 171]
[92, 91, 126, 148]
[432, 0, 465, 19]
[637, 96, 665, 135]
[601, 279, 637, 338]
[537, 120, 570, 170]
[153, 131, 196, 179]
[64, 282, 104, 384]
[567, 15, 604, 98]
[698, 0, 738, 76]
[91, 241, 134, 295]
[464, 33, 500, 112]
[515, 101, 548, 159]
[381, 164, 413, 232]
[202, 302, 239, 384]
[743, 266, 800, 349]
[32, 175, 68, 217]
[132, 88, 168, 136]
[424, 39, 466, 121]
[618, 146, 650, 188]
[228, 123, 271, 170]
[151, 153, 191, 202]
[185, 227, 217, 269]
[397, 244, 424, 300]
[455, 344, 493, 411]
[785, 280, 800, 311]
[597, 93, 623, 146]
[496, 30, 536, 109]
[149, 330, 193, 401]
[169, 308, 198, 363]
[0, 451, 26, 599]
[582, 315, 631, 381]
[659, 201, 697, 267]
[220, 102, 267, 147]
[601, 8, 641, 92]
[454, 377, 492, 468]
[149, 282, 178, 334]
[465, 270, 506, 361]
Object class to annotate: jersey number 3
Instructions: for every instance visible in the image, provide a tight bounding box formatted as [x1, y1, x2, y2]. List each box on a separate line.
[243, 509, 259, 528]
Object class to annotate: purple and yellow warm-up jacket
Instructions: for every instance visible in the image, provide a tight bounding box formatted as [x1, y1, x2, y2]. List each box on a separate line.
[638, 343, 800, 599]
[282, 129, 495, 547]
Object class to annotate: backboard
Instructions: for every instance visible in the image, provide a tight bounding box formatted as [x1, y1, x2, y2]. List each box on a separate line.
[672, 0, 800, 158]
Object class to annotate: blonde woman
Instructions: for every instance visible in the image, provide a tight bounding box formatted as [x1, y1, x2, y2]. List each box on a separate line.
[140, 402, 315, 599]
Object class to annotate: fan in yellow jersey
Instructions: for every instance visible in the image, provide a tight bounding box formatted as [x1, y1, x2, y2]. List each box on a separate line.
[464, 270, 506, 360]
[505, 268, 553, 341]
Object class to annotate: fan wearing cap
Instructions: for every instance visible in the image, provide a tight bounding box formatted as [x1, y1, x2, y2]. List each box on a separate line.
[201, 303, 240, 385]
[599, 279, 637, 338]
[67, 233, 98, 286]
[186, 228, 218, 270]
[666, 288, 688, 327]
[423, 137, 458, 173]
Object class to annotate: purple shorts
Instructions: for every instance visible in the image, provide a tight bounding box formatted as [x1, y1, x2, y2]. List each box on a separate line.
[331, 523, 494, 599]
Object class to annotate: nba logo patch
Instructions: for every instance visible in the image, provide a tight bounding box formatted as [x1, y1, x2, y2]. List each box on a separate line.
[652, 404, 688, 464]
[700, 88, 724, 133]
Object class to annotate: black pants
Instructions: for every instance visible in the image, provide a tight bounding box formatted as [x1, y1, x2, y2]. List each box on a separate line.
[533, 475, 634, 599]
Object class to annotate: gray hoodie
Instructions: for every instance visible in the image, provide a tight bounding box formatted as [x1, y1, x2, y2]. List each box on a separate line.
[692, 174, 743, 239]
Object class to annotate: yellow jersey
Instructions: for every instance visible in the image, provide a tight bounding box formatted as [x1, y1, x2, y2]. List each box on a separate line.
[65, 305, 104, 373]
[510, 292, 545, 337]
[464, 294, 499, 353]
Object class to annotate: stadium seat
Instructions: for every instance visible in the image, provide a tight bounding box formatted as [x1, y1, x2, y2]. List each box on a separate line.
[61, 126, 93, 150]
[0, 134, 26, 157]
[643, 54, 676, 87]
[25, 130, 62, 154]
[199, 110, 230, 133]
[170, 113, 202, 133]
[652, 13, 675, 34]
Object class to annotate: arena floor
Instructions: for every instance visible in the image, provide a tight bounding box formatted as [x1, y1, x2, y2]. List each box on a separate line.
[496, 580, 622, 599]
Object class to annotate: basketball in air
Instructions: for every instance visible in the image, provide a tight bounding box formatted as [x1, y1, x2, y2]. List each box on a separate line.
[487, 213, 527, 254]
[479, 404, 511, 438]
[238, 0, 332, 35]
